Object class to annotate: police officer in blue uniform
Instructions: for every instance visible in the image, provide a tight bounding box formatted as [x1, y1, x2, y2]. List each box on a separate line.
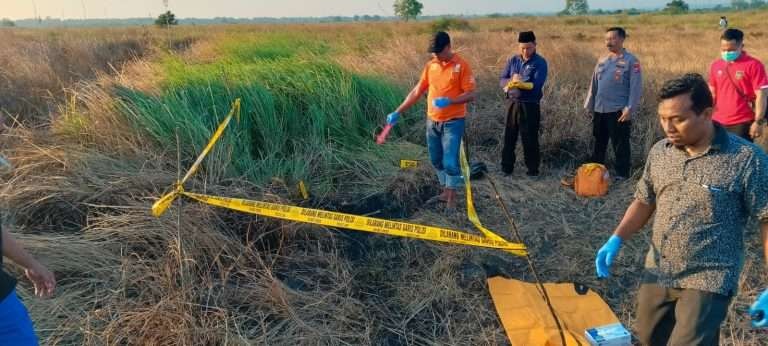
[584, 27, 643, 180]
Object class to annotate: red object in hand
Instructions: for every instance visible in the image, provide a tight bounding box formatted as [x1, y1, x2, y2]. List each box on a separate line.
[376, 124, 393, 145]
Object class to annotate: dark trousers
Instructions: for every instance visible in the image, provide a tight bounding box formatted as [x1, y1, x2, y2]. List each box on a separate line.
[591, 111, 631, 177]
[723, 121, 753, 142]
[501, 102, 540, 174]
[636, 283, 732, 346]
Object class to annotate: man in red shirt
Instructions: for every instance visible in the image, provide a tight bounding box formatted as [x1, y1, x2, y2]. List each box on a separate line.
[708, 28, 768, 141]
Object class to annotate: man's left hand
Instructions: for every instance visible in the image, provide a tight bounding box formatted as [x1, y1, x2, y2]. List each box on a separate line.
[432, 97, 452, 109]
[750, 121, 763, 139]
[618, 107, 631, 122]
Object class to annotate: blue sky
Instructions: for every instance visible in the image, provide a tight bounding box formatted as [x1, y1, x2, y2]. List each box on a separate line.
[2, 0, 731, 19]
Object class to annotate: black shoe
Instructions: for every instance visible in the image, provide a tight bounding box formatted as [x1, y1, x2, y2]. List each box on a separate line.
[501, 167, 514, 176]
[526, 170, 539, 177]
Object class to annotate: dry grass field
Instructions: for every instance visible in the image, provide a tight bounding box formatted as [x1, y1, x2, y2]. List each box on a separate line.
[1, 10, 768, 345]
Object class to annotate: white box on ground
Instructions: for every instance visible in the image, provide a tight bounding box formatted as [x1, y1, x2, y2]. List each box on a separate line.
[585, 323, 631, 346]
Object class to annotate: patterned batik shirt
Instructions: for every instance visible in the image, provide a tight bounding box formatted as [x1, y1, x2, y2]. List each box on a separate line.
[635, 124, 768, 296]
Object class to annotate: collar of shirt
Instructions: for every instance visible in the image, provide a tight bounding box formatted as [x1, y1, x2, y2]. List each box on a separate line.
[729, 50, 751, 63]
[665, 123, 730, 155]
[513, 53, 541, 66]
[430, 54, 460, 68]
[606, 48, 627, 60]
[520, 52, 540, 63]
[714, 50, 752, 66]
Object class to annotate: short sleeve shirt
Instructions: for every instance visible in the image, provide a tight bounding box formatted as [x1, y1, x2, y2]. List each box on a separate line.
[417, 54, 476, 122]
[709, 52, 768, 126]
[584, 50, 643, 114]
[634, 125, 768, 295]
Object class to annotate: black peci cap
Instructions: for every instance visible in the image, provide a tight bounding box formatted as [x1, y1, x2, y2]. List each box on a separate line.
[518, 31, 536, 43]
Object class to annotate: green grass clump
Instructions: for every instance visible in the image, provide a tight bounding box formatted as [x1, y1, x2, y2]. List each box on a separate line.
[218, 34, 331, 61]
[117, 34, 417, 196]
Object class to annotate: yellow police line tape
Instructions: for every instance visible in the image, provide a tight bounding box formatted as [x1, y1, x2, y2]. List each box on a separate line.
[395, 146, 507, 243]
[399, 159, 419, 169]
[151, 98, 527, 256]
[460, 143, 507, 243]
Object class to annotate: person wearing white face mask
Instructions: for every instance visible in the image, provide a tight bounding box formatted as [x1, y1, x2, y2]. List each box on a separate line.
[708, 28, 768, 141]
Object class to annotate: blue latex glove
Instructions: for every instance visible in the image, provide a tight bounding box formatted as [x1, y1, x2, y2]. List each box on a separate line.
[386, 111, 400, 126]
[595, 235, 623, 278]
[750, 289, 768, 328]
[432, 97, 452, 109]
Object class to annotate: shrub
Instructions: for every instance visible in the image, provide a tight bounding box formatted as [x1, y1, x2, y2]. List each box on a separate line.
[430, 17, 473, 33]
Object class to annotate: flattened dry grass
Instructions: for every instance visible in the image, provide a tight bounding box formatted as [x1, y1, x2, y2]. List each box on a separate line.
[2, 10, 768, 345]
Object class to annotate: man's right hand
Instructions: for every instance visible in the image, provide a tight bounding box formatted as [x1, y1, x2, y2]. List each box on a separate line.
[25, 261, 56, 298]
[750, 122, 763, 139]
[386, 111, 400, 126]
[618, 107, 632, 122]
[595, 235, 623, 278]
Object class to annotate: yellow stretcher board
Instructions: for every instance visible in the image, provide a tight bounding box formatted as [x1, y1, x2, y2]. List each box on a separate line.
[487, 277, 623, 346]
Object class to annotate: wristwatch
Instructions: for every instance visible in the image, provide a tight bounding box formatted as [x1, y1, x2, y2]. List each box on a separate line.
[758, 118, 767, 125]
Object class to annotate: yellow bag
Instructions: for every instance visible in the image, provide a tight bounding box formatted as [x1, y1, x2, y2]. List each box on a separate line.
[574, 163, 610, 197]
[488, 277, 623, 346]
